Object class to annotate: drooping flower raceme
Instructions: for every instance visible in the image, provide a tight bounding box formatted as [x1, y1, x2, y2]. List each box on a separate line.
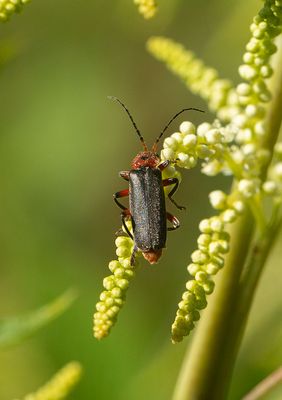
[14, 362, 82, 400]
[93, 222, 138, 340]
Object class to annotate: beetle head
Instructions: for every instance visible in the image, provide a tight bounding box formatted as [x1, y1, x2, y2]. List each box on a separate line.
[131, 151, 160, 170]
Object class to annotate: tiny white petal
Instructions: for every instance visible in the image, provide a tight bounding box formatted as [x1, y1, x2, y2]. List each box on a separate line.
[273, 163, 282, 180]
[199, 219, 211, 233]
[209, 190, 227, 210]
[171, 132, 183, 143]
[238, 179, 258, 198]
[163, 137, 178, 150]
[210, 217, 224, 232]
[242, 143, 256, 155]
[232, 114, 248, 128]
[197, 122, 212, 138]
[274, 142, 282, 156]
[205, 128, 222, 144]
[222, 209, 237, 223]
[236, 83, 251, 96]
[238, 64, 258, 80]
[183, 134, 197, 148]
[180, 121, 196, 134]
[232, 200, 245, 214]
[262, 181, 278, 195]
[161, 148, 175, 160]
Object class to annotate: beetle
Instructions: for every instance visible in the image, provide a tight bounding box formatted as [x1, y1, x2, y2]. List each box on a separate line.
[110, 96, 203, 265]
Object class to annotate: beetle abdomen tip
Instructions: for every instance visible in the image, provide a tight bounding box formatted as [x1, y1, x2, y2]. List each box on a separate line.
[142, 249, 162, 264]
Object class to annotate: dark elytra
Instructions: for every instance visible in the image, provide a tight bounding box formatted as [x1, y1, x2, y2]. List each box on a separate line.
[129, 168, 167, 252]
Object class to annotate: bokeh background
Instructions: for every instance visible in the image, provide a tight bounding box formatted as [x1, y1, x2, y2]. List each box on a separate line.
[0, 0, 281, 399]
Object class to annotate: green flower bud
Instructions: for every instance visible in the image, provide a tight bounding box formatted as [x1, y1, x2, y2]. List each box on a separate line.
[222, 208, 237, 223]
[103, 276, 115, 291]
[197, 233, 212, 247]
[195, 271, 208, 283]
[187, 263, 202, 276]
[238, 64, 258, 80]
[191, 250, 209, 264]
[202, 280, 215, 294]
[108, 260, 121, 273]
[209, 217, 224, 232]
[206, 262, 220, 275]
[232, 200, 245, 214]
[236, 82, 252, 96]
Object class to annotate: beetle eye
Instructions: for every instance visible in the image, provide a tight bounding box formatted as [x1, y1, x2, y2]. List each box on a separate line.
[141, 155, 148, 160]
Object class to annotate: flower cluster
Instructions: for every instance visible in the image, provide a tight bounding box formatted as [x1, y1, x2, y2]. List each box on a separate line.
[171, 190, 245, 343]
[161, 119, 236, 177]
[134, 0, 157, 19]
[159, 120, 247, 342]
[147, 37, 234, 116]
[93, 222, 138, 340]
[0, 0, 30, 22]
[14, 362, 82, 400]
[229, 0, 282, 148]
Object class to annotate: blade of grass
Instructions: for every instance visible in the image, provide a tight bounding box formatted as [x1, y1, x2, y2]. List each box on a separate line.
[0, 288, 77, 349]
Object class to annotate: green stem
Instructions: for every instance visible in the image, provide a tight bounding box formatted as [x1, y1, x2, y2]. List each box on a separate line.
[173, 212, 254, 400]
[247, 196, 267, 233]
[218, 215, 282, 396]
[173, 35, 282, 400]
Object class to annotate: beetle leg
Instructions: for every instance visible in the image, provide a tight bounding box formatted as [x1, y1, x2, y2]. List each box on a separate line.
[121, 209, 133, 240]
[120, 209, 136, 264]
[158, 159, 180, 171]
[114, 189, 129, 210]
[158, 160, 170, 171]
[115, 228, 127, 238]
[167, 212, 180, 231]
[119, 171, 130, 181]
[130, 244, 138, 266]
[163, 178, 186, 210]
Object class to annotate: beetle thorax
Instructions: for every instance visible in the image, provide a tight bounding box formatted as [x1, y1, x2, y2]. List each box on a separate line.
[131, 151, 160, 170]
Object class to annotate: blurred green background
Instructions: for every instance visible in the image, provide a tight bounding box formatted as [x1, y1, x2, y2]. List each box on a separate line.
[0, 0, 281, 399]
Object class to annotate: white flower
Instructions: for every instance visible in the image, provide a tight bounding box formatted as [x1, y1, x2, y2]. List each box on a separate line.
[238, 179, 258, 198]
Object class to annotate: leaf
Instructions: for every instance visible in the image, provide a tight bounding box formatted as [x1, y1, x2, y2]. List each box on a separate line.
[0, 288, 77, 349]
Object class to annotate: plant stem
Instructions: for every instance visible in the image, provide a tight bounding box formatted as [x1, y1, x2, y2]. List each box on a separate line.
[173, 212, 254, 400]
[173, 37, 282, 400]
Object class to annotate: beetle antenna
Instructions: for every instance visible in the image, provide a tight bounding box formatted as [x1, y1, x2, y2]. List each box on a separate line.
[152, 108, 204, 152]
[108, 96, 148, 151]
